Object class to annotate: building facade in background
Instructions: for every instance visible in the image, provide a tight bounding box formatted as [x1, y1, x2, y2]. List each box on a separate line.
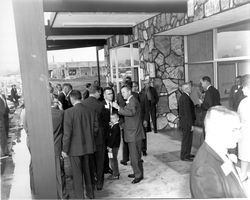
[105, 0, 250, 129]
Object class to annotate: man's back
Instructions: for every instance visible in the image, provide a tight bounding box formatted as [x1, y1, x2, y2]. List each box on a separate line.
[202, 86, 220, 111]
[63, 103, 97, 156]
[190, 142, 246, 198]
[82, 97, 104, 145]
[51, 108, 64, 156]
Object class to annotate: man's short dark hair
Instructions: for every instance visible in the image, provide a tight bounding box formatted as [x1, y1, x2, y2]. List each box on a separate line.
[121, 84, 132, 91]
[123, 80, 133, 89]
[70, 90, 82, 100]
[86, 83, 91, 88]
[89, 85, 101, 94]
[202, 76, 211, 84]
[125, 76, 132, 81]
[103, 87, 113, 93]
[63, 83, 73, 90]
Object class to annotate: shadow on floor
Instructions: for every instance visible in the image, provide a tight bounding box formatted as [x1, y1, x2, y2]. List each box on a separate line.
[154, 150, 192, 175]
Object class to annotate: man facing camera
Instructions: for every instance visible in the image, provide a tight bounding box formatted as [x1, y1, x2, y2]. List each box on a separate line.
[190, 106, 247, 198]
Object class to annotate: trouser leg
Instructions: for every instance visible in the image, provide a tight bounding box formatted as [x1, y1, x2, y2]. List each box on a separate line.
[121, 129, 129, 162]
[180, 126, 192, 159]
[128, 140, 143, 179]
[69, 156, 84, 199]
[94, 144, 105, 188]
[141, 129, 147, 153]
[110, 147, 119, 176]
[82, 154, 95, 199]
[150, 105, 157, 132]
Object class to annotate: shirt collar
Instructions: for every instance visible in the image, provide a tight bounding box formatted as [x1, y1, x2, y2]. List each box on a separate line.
[207, 85, 212, 90]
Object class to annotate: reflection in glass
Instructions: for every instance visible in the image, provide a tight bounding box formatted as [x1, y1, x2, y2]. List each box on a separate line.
[217, 21, 250, 58]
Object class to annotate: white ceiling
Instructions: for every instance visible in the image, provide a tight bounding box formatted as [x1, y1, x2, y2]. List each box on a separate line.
[52, 12, 159, 27]
[157, 4, 250, 36]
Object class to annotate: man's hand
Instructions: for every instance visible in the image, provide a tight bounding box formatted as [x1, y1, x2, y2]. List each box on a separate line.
[61, 151, 68, 158]
[112, 102, 120, 110]
[191, 126, 194, 132]
[143, 120, 148, 128]
[57, 101, 63, 110]
[107, 147, 112, 152]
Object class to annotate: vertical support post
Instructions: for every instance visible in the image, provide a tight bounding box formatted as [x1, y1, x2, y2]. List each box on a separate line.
[96, 47, 101, 86]
[115, 49, 119, 92]
[184, 36, 189, 82]
[12, 0, 57, 198]
[213, 28, 218, 88]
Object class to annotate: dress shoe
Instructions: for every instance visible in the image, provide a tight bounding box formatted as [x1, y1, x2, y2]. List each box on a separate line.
[181, 157, 193, 162]
[104, 169, 113, 174]
[107, 174, 120, 180]
[132, 177, 143, 184]
[128, 174, 135, 178]
[120, 160, 127, 165]
[142, 151, 147, 156]
[154, 130, 158, 134]
[189, 154, 195, 158]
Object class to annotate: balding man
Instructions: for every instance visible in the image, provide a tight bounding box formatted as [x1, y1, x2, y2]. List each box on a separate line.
[190, 106, 246, 198]
[178, 82, 196, 161]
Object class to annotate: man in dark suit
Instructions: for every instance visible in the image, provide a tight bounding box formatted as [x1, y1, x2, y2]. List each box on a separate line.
[112, 85, 145, 184]
[117, 79, 140, 165]
[62, 90, 98, 199]
[140, 77, 159, 133]
[82, 85, 105, 190]
[228, 76, 245, 111]
[58, 83, 73, 110]
[178, 82, 196, 161]
[190, 106, 246, 198]
[102, 87, 115, 174]
[50, 98, 67, 199]
[10, 84, 19, 107]
[0, 93, 9, 156]
[199, 76, 220, 138]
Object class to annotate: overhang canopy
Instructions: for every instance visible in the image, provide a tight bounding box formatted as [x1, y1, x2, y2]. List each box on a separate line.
[44, 0, 187, 50]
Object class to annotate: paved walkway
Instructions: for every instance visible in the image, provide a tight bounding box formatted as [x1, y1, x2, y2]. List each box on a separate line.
[2, 128, 249, 199]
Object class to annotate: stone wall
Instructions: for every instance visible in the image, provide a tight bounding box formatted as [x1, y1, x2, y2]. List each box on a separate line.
[105, 0, 250, 130]
[106, 13, 186, 130]
[189, 0, 250, 20]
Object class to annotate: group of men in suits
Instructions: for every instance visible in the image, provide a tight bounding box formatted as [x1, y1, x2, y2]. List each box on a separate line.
[51, 77, 159, 198]
[178, 76, 247, 197]
[178, 76, 221, 162]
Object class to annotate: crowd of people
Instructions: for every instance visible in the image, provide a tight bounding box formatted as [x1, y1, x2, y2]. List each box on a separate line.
[1, 73, 250, 199]
[21, 76, 159, 199]
[178, 75, 250, 198]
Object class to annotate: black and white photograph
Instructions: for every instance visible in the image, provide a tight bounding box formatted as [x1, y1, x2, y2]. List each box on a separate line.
[1, 0, 250, 199]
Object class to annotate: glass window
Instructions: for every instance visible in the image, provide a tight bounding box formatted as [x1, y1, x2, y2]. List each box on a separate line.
[188, 63, 214, 85]
[238, 60, 250, 75]
[217, 21, 250, 58]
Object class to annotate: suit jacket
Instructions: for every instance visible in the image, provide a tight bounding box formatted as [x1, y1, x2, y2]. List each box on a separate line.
[190, 142, 246, 198]
[118, 96, 145, 143]
[140, 86, 159, 106]
[229, 86, 245, 111]
[0, 94, 9, 133]
[107, 123, 121, 148]
[178, 93, 195, 129]
[63, 103, 98, 156]
[201, 85, 220, 112]
[58, 92, 68, 110]
[51, 108, 64, 156]
[82, 96, 104, 145]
